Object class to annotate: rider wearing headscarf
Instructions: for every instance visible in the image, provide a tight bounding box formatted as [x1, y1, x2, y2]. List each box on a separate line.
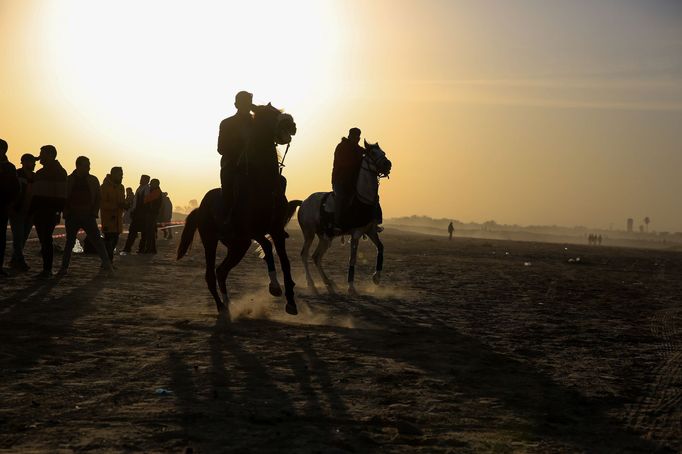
[331, 127, 364, 230]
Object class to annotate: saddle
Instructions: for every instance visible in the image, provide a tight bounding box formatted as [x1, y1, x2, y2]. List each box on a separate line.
[212, 185, 288, 240]
[320, 192, 379, 234]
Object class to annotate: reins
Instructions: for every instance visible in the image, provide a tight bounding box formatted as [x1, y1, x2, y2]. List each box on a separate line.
[279, 142, 291, 175]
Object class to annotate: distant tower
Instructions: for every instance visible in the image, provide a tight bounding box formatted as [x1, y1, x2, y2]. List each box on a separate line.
[627, 218, 634, 232]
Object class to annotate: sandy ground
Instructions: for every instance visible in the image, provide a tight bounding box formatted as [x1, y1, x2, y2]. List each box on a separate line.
[1, 227, 681, 453]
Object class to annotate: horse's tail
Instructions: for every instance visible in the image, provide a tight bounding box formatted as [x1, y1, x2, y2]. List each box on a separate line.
[177, 209, 200, 260]
[285, 200, 302, 226]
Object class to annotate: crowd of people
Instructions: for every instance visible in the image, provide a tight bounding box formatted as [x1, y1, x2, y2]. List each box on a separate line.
[0, 139, 173, 278]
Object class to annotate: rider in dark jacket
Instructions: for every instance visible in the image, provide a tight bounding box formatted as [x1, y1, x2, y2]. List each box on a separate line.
[331, 128, 364, 230]
[217, 91, 253, 233]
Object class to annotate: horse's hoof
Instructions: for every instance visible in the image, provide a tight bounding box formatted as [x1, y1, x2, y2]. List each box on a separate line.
[269, 283, 283, 297]
[348, 286, 358, 296]
[372, 274, 381, 285]
[285, 304, 298, 315]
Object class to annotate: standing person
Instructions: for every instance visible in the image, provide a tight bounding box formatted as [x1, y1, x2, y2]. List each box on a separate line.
[100, 167, 127, 264]
[448, 221, 455, 240]
[122, 187, 134, 225]
[331, 127, 364, 233]
[9, 153, 37, 271]
[217, 90, 254, 234]
[59, 156, 112, 274]
[159, 192, 173, 239]
[121, 175, 150, 254]
[142, 179, 162, 253]
[30, 145, 67, 278]
[0, 138, 20, 276]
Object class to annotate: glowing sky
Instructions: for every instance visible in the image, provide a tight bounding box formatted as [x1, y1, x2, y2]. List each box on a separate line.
[1, 0, 681, 231]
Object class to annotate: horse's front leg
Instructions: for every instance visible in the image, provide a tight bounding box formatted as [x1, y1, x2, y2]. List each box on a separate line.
[255, 236, 282, 297]
[366, 228, 384, 285]
[348, 234, 360, 295]
[272, 232, 297, 315]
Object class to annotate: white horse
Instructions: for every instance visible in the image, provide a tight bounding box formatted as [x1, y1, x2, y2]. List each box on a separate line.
[298, 141, 392, 294]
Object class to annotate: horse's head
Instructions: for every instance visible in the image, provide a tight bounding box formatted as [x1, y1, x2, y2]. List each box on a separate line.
[252, 103, 297, 145]
[363, 140, 392, 177]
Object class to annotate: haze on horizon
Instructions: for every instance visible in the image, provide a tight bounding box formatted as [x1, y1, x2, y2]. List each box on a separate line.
[1, 0, 681, 231]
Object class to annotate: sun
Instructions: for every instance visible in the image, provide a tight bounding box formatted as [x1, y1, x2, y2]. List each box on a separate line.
[38, 0, 341, 155]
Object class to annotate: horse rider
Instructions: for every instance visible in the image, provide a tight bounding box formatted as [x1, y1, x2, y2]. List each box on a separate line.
[217, 90, 254, 235]
[331, 127, 364, 233]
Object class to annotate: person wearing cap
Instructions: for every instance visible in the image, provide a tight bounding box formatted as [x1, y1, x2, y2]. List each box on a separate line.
[30, 144, 67, 278]
[8, 153, 37, 272]
[331, 127, 365, 233]
[217, 90, 254, 234]
[0, 138, 20, 276]
[59, 156, 112, 274]
[100, 166, 127, 264]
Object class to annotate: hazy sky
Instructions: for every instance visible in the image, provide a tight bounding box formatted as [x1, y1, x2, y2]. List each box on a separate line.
[1, 0, 681, 231]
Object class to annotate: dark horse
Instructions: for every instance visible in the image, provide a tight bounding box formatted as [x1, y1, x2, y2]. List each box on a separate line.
[177, 104, 300, 315]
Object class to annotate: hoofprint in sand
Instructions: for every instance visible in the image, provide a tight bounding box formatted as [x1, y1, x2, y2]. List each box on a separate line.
[1, 228, 681, 452]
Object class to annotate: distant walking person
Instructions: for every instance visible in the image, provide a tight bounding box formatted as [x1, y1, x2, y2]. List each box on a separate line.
[122, 175, 150, 254]
[59, 156, 112, 274]
[9, 153, 37, 272]
[100, 167, 127, 264]
[122, 187, 134, 225]
[142, 179, 163, 253]
[30, 145, 67, 278]
[0, 139, 20, 276]
[159, 192, 173, 239]
[448, 221, 455, 240]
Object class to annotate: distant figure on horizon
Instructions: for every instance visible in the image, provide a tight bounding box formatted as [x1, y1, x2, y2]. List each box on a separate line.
[331, 127, 364, 234]
[143, 178, 162, 253]
[100, 166, 127, 264]
[217, 90, 254, 236]
[30, 145, 67, 278]
[448, 221, 454, 240]
[59, 156, 112, 275]
[0, 138, 20, 277]
[159, 191, 173, 239]
[9, 153, 36, 272]
[122, 175, 150, 254]
[122, 186, 134, 225]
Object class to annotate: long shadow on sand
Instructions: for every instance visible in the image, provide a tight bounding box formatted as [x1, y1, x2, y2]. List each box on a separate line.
[0, 276, 105, 370]
[342, 293, 663, 452]
[162, 318, 375, 453]
[165, 303, 664, 453]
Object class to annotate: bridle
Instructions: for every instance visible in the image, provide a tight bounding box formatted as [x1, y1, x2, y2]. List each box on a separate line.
[362, 146, 390, 179]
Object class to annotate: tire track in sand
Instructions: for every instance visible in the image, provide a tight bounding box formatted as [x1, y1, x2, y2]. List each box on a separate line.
[626, 265, 682, 449]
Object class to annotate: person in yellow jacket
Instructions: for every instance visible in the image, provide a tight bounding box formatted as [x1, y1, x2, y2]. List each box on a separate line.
[100, 166, 127, 263]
